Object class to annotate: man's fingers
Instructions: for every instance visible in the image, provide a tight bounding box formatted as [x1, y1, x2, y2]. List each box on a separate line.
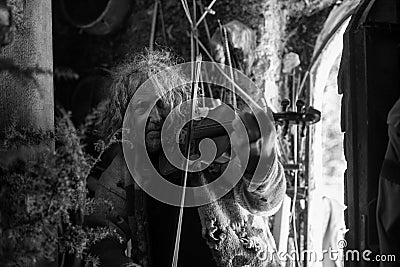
[266, 106, 275, 121]
[256, 108, 276, 138]
[232, 108, 275, 143]
[231, 131, 261, 170]
[231, 108, 277, 178]
[241, 112, 261, 142]
[245, 140, 263, 173]
[232, 111, 259, 142]
[231, 131, 245, 154]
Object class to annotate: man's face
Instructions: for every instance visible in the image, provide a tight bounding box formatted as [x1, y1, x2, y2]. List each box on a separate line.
[132, 91, 170, 153]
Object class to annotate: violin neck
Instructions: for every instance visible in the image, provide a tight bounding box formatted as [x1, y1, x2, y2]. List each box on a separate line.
[189, 113, 280, 141]
[191, 121, 233, 140]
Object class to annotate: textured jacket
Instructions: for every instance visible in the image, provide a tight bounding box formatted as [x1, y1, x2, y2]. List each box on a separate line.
[376, 98, 400, 267]
[94, 148, 286, 267]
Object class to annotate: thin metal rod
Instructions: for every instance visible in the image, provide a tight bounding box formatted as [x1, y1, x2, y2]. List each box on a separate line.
[193, 0, 199, 54]
[149, 0, 159, 51]
[195, 0, 217, 28]
[194, 36, 262, 110]
[171, 57, 202, 267]
[157, 0, 167, 43]
[291, 71, 301, 267]
[197, 0, 212, 41]
[222, 23, 237, 108]
[180, 0, 193, 26]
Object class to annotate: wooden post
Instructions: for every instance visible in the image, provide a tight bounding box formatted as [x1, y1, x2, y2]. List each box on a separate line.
[0, 1, 54, 266]
[0, 0, 53, 164]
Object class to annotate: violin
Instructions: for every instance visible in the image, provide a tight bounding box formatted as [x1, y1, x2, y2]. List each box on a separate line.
[162, 54, 322, 267]
[159, 100, 320, 176]
[178, 100, 321, 143]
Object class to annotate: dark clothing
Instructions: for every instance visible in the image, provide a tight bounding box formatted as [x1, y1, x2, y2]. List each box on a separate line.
[88, 238, 134, 267]
[147, 195, 217, 267]
[94, 147, 285, 267]
[377, 98, 400, 266]
[377, 160, 400, 266]
[145, 155, 218, 267]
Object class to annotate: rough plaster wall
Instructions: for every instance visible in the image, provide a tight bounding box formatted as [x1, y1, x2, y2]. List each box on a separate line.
[312, 0, 361, 58]
[307, 1, 359, 261]
[282, 0, 338, 18]
[255, 0, 285, 105]
[0, 0, 53, 133]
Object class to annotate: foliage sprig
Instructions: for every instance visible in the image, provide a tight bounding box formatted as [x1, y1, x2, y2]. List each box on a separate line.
[0, 114, 121, 267]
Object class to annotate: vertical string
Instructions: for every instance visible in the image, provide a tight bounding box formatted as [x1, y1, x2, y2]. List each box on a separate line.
[149, 0, 159, 51]
[171, 57, 202, 267]
[201, 71, 206, 107]
[158, 0, 167, 44]
[290, 70, 301, 267]
[193, 0, 199, 55]
[217, 20, 226, 103]
[197, 0, 212, 41]
[194, 35, 262, 110]
[221, 22, 237, 109]
[180, 0, 193, 25]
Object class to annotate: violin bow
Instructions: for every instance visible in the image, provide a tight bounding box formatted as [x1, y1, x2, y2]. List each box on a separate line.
[216, 20, 238, 110]
[171, 54, 203, 267]
[220, 21, 237, 109]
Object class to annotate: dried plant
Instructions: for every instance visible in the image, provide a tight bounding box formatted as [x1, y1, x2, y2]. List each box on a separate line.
[0, 114, 121, 267]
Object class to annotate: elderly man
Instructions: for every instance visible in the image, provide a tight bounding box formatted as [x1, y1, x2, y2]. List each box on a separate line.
[90, 50, 285, 267]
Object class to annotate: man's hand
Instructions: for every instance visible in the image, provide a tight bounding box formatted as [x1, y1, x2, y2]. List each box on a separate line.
[231, 107, 277, 191]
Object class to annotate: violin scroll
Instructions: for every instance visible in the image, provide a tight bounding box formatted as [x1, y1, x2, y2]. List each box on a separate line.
[273, 99, 321, 126]
[273, 99, 321, 137]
